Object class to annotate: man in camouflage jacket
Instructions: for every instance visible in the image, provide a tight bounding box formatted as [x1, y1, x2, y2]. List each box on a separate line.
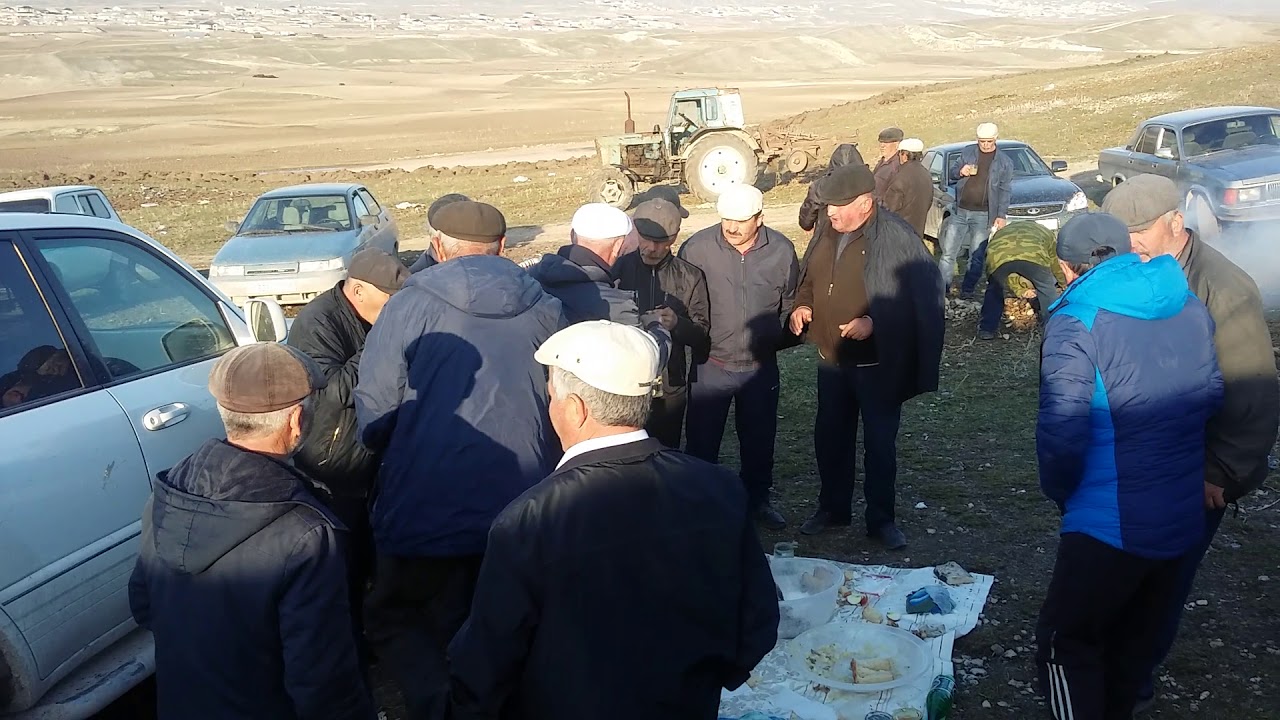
[977, 221, 1064, 339]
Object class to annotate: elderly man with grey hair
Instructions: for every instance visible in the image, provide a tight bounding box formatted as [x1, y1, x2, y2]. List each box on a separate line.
[449, 320, 780, 720]
[524, 202, 643, 325]
[409, 192, 471, 273]
[129, 343, 375, 720]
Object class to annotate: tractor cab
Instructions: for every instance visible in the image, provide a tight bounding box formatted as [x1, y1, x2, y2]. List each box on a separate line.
[666, 88, 747, 157]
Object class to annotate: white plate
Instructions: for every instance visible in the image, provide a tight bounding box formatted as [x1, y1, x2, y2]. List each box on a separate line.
[786, 622, 930, 693]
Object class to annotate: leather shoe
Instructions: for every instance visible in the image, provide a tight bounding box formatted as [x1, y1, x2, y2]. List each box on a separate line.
[977, 329, 996, 340]
[754, 504, 787, 531]
[875, 523, 908, 550]
[799, 510, 851, 536]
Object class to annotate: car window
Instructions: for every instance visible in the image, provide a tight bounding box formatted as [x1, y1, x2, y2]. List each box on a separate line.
[82, 193, 112, 219]
[1134, 126, 1161, 155]
[925, 151, 944, 180]
[1002, 147, 1053, 176]
[0, 241, 85, 413]
[240, 195, 353, 233]
[357, 189, 382, 216]
[37, 236, 236, 381]
[54, 194, 80, 214]
[1155, 128, 1179, 159]
[352, 193, 369, 219]
[946, 153, 962, 185]
[0, 198, 51, 213]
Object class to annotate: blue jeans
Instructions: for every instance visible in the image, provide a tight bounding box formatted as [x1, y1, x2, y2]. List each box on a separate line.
[979, 260, 1060, 333]
[1137, 505, 1229, 702]
[684, 361, 780, 509]
[938, 207, 991, 293]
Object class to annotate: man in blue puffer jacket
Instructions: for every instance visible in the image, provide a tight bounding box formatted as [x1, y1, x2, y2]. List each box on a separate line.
[1033, 213, 1224, 720]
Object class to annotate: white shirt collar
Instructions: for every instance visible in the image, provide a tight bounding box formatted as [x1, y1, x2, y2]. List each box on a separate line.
[555, 429, 650, 470]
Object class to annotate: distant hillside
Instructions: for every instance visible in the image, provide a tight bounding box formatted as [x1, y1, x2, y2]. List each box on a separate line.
[771, 41, 1280, 162]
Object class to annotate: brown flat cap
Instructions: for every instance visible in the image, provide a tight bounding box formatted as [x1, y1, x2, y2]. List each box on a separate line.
[209, 343, 326, 414]
[432, 200, 506, 243]
[815, 163, 877, 206]
[1100, 174, 1183, 231]
[878, 127, 904, 143]
[631, 199, 682, 242]
[348, 247, 408, 294]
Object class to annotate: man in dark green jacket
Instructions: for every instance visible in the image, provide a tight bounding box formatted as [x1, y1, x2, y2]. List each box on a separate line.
[1103, 174, 1280, 712]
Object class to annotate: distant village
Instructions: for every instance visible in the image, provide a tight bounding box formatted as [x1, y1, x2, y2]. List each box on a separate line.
[0, 1, 815, 36]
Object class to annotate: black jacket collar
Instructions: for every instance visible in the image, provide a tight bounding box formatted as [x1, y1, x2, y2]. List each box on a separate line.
[551, 437, 666, 477]
[558, 244, 614, 277]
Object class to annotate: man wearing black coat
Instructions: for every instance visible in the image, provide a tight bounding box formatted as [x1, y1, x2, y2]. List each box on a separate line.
[449, 320, 779, 720]
[790, 163, 945, 549]
[613, 198, 711, 448]
[129, 343, 374, 720]
[286, 246, 407, 664]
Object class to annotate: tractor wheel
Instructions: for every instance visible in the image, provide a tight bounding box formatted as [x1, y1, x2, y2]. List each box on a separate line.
[685, 134, 759, 204]
[591, 166, 636, 210]
[786, 150, 810, 174]
[1184, 191, 1220, 244]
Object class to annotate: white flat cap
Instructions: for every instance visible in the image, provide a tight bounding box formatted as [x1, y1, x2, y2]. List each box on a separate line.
[535, 320, 661, 397]
[716, 184, 764, 221]
[900, 138, 925, 153]
[976, 122, 999, 140]
[571, 202, 633, 241]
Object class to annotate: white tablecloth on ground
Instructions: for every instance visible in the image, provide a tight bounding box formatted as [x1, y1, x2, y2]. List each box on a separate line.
[718, 562, 994, 720]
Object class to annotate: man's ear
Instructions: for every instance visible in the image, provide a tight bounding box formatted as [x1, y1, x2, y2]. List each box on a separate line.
[1170, 211, 1185, 236]
[567, 392, 589, 429]
[430, 234, 447, 263]
[497, 236, 506, 256]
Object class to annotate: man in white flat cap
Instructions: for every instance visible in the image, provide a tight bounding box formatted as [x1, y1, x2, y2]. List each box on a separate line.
[449, 320, 779, 720]
[937, 121, 1014, 296]
[525, 202, 642, 325]
[883, 137, 934, 241]
[679, 184, 799, 531]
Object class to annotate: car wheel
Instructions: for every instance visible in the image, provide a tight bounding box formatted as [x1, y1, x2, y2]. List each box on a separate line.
[1184, 192, 1220, 244]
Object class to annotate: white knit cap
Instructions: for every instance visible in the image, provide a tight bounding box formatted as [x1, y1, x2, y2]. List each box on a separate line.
[535, 320, 661, 397]
[976, 123, 999, 140]
[716, 184, 764, 221]
[571, 203, 633, 241]
[900, 138, 925, 153]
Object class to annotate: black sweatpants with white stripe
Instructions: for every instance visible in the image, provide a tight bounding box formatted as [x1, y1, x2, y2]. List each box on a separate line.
[1036, 532, 1183, 720]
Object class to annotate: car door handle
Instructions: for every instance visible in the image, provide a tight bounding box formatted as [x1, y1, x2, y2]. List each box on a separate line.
[143, 403, 190, 431]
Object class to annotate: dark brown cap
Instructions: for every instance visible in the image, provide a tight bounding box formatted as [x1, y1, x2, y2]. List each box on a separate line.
[878, 127, 904, 143]
[348, 247, 408, 294]
[815, 163, 877, 206]
[432, 200, 506, 243]
[631, 199, 682, 242]
[209, 343, 326, 414]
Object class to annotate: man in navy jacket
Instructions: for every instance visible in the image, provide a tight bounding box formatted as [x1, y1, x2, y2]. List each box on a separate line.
[1034, 213, 1223, 720]
[354, 200, 567, 720]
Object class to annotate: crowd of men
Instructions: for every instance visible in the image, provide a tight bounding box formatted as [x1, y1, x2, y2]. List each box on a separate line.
[122, 121, 1278, 720]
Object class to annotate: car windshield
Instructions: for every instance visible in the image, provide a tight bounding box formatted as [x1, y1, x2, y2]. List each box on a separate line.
[946, 146, 1051, 183]
[239, 195, 352, 234]
[1183, 114, 1280, 157]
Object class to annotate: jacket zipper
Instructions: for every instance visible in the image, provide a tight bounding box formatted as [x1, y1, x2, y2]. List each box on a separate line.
[740, 251, 748, 362]
[320, 426, 341, 466]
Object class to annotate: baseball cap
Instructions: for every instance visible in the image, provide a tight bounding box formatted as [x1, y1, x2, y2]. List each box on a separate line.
[347, 247, 408, 294]
[1055, 212, 1132, 266]
[535, 320, 661, 397]
[1100, 174, 1183, 231]
[815, 163, 876, 206]
[900, 138, 925, 153]
[717, 184, 764, 221]
[878, 127, 904, 143]
[631, 199, 683, 243]
[432, 200, 506, 243]
[572, 203, 633, 241]
[208, 343, 327, 414]
[977, 123, 999, 140]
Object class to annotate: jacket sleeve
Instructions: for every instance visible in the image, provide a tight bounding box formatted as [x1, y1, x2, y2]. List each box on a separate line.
[279, 526, 376, 720]
[949, 147, 971, 182]
[882, 172, 908, 218]
[779, 246, 800, 327]
[993, 155, 1014, 222]
[408, 248, 435, 274]
[673, 268, 711, 362]
[353, 297, 415, 451]
[910, 243, 946, 396]
[1036, 316, 1097, 509]
[727, 518, 780, 689]
[794, 232, 819, 313]
[798, 184, 821, 233]
[288, 315, 360, 410]
[448, 517, 539, 720]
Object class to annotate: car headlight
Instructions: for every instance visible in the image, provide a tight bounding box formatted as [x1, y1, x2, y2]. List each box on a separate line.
[1065, 191, 1088, 212]
[298, 257, 346, 273]
[209, 264, 244, 277]
[1237, 186, 1264, 204]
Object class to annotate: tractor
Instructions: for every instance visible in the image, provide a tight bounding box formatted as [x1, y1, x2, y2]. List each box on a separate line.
[590, 88, 822, 209]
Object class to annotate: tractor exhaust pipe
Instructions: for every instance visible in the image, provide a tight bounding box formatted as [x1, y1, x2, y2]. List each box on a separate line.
[624, 92, 635, 134]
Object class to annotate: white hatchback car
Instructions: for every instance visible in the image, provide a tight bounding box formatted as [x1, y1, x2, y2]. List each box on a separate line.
[0, 213, 286, 718]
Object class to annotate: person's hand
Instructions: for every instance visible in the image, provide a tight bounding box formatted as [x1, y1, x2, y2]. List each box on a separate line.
[1020, 289, 1038, 300]
[839, 316, 874, 340]
[993, 218, 1008, 231]
[1204, 482, 1227, 510]
[654, 306, 678, 331]
[789, 306, 813, 335]
[960, 164, 977, 177]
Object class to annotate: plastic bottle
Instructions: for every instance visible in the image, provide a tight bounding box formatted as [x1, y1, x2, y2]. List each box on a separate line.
[925, 674, 955, 720]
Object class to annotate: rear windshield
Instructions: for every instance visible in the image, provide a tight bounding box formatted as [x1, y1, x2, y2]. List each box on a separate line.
[0, 199, 51, 213]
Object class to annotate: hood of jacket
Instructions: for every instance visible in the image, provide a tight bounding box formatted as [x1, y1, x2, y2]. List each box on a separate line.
[146, 439, 330, 575]
[829, 143, 864, 169]
[412, 253, 547, 320]
[1051, 253, 1190, 321]
[526, 246, 613, 288]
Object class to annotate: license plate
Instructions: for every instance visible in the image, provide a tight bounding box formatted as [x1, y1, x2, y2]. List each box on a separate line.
[245, 281, 281, 296]
[1035, 218, 1059, 230]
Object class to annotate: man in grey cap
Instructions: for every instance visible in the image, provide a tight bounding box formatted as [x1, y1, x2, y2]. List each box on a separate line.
[409, 193, 470, 273]
[130, 344, 375, 720]
[287, 246, 409, 667]
[613, 198, 711, 448]
[873, 127, 904, 198]
[1101, 174, 1279, 712]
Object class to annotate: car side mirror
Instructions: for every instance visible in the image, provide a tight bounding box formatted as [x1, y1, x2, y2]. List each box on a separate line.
[1050, 160, 1068, 173]
[930, 172, 942, 184]
[359, 214, 379, 228]
[243, 298, 289, 342]
[224, 220, 241, 234]
[161, 318, 223, 362]
[1155, 148, 1175, 160]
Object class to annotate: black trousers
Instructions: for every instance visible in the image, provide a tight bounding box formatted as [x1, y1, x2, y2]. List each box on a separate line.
[685, 362, 780, 508]
[814, 363, 903, 533]
[1036, 533, 1183, 720]
[364, 555, 483, 720]
[324, 495, 376, 681]
[647, 387, 687, 449]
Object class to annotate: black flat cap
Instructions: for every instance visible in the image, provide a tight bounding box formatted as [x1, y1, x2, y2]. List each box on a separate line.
[815, 164, 877, 206]
[878, 127, 904, 143]
[348, 247, 408, 294]
[433, 200, 507, 243]
[631, 199, 682, 242]
[427, 193, 470, 226]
